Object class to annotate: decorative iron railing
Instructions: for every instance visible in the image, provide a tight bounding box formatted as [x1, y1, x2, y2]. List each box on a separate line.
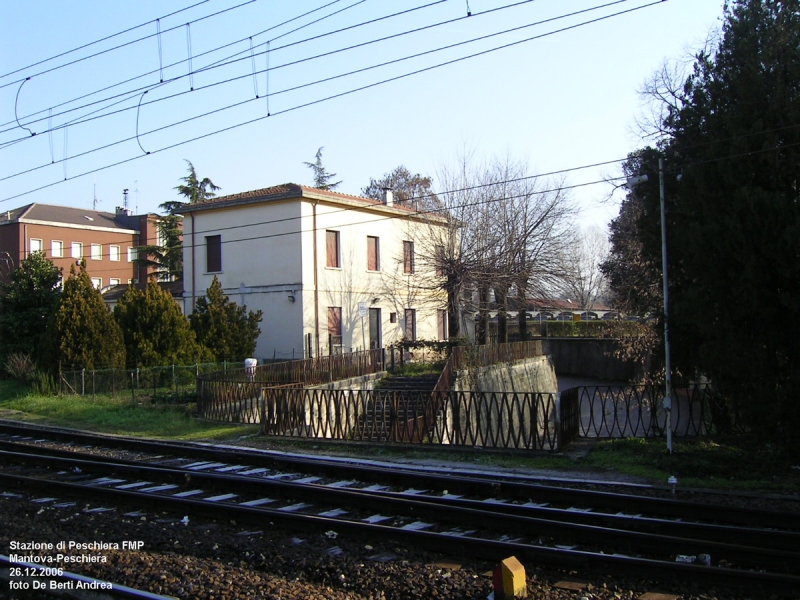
[561, 384, 744, 438]
[259, 388, 559, 450]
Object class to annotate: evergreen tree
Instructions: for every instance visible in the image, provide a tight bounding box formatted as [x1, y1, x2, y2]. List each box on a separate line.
[136, 160, 220, 280]
[190, 276, 263, 361]
[303, 147, 341, 190]
[114, 281, 208, 367]
[0, 252, 61, 365]
[362, 165, 441, 211]
[40, 261, 125, 371]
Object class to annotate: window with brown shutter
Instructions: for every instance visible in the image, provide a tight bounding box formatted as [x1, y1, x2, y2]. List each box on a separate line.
[367, 236, 380, 271]
[403, 240, 414, 274]
[206, 235, 222, 272]
[435, 245, 445, 277]
[328, 306, 342, 336]
[404, 308, 416, 341]
[326, 230, 340, 268]
[437, 309, 448, 341]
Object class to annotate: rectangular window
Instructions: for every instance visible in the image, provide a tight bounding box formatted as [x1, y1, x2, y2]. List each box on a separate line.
[437, 309, 448, 341]
[326, 230, 340, 268]
[403, 240, 414, 274]
[30, 238, 43, 254]
[367, 236, 380, 271]
[52, 240, 64, 258]
[127, 247, 137, 262]
[109, 245, 120, 261]
[91, 277, 102, 289]
[71, 242, 83, 259]
[110, 278, 121, 286]
[328, 306, 343, 354]
[404, 309, 417, 341]
[435, 245, 445, 277]
[91, 243, 102, 260]
[206, 235, 222, 272]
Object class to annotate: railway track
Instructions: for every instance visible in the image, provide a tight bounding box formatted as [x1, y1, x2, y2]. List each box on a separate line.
[1, 420, 799, 596]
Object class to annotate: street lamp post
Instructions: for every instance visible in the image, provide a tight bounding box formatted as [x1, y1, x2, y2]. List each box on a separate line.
[627, 158, 673, 454]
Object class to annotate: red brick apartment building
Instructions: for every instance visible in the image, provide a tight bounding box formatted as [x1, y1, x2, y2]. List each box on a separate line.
[0, 203, 162, 289]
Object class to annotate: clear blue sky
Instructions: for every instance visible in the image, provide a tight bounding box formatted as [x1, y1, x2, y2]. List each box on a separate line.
[0, 0, 723, 230]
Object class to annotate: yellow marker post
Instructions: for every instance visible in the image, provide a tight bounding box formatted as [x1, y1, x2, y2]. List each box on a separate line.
[491, 556, 526, 598]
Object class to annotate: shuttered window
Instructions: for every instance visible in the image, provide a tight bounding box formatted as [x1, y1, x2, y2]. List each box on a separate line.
[367, 236, 380, 271]
[404, 309, 416, 341]
[437, 309, 448, 341]
[403, 240, 414, 274]
[328, 307, 342, 336]
[206, 235, 222, 272]
[326, 230, 340, 268]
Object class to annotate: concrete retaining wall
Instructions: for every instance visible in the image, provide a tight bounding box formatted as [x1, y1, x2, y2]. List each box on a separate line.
[453, 355, 558, 394]
[541, 338, 645, 381]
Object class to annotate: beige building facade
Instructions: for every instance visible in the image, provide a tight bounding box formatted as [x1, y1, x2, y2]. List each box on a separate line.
[181, 184, 448, 361]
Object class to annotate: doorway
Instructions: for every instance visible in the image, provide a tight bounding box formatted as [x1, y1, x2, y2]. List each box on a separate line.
[368, 308, 382, 349]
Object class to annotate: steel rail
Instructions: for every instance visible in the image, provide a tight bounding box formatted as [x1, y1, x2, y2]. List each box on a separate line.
[1, 471, 798, 596]
[1, 427, 798, 531]
[1, 449, 798, 574]
[1, 437, 797, 551]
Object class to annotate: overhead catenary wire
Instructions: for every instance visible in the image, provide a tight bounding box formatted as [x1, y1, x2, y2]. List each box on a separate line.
[0, 0, 389, 132]
[0, 0, 656, 191]
[0, 0, 258, 92]
[0, 0, 440, 137]
[0, 0, 210, 81]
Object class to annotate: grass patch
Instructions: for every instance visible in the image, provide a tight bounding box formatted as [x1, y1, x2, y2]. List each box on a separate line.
[0, 388, 258, 441]
[581, 436, 800, 493]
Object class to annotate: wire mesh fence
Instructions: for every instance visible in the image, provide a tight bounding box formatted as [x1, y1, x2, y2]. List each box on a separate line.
[59, 362, 233, 403]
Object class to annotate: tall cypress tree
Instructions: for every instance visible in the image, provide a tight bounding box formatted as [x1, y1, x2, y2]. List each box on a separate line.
[40, 261, 125, 371]
[190, 276, 262, 361]
[115, 281, 208, 367]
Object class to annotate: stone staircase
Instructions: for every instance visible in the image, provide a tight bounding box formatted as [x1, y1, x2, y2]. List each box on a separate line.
[358, 374, 441, 442]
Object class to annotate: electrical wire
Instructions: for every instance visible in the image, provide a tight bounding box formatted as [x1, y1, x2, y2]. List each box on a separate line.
[1, 0, 652, 187]
[0, 0, 417, 132]
[0, 0, 210, 81]
[0, 0, 258, 92]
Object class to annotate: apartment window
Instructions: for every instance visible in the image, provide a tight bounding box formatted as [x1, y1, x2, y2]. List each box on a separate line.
[328, 306, 343, 354]
[109, 245, 120, 262]
[437, 309, 448, 341]
[91, 243, 102, 260]
[403, 240, 414, 274]
[30, 238, 43, 254]
[71, 242, 83, 259]
[110, 278, 121, 286]
[435, 245, 445, 277]
[367, 236, 380, 271]
[91, 277, 102, 289]
[326, 230, 340, 268]
[127, 247, 137, 262]
[52, 240, 63, 258]
[206, 235, 222, 272]
[404, 309, 417, 341]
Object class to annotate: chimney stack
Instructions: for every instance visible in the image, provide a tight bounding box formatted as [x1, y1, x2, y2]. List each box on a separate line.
[381, 187, 394, 206]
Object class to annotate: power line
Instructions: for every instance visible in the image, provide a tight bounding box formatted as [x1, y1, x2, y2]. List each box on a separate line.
[0, 0, 258, 92]
[0, 0, 432, 132]
[1, 0, 654, 190]
[0, 0, 211, 81]
[0, 0, 525, 143]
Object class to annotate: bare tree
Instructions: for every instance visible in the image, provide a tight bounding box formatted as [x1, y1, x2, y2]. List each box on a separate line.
[412, 154, 576, 343]
[554, 225, 610, 312]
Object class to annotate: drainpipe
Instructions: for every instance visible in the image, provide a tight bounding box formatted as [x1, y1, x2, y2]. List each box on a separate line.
[312, 199, 320, 358]
[191, 212, 197, 312]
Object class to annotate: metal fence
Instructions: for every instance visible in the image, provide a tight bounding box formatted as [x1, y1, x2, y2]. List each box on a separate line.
[260, 388, 560, 450]
[59, 362, 230, 402]
[560, 383, 745, 438]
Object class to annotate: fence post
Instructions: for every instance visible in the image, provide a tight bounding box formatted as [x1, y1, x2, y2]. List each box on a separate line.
[92, 370, 96, 400]
[81, 369, 85, 396]
[130, 371, 135, 403]
[554, 392, 562, 451]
